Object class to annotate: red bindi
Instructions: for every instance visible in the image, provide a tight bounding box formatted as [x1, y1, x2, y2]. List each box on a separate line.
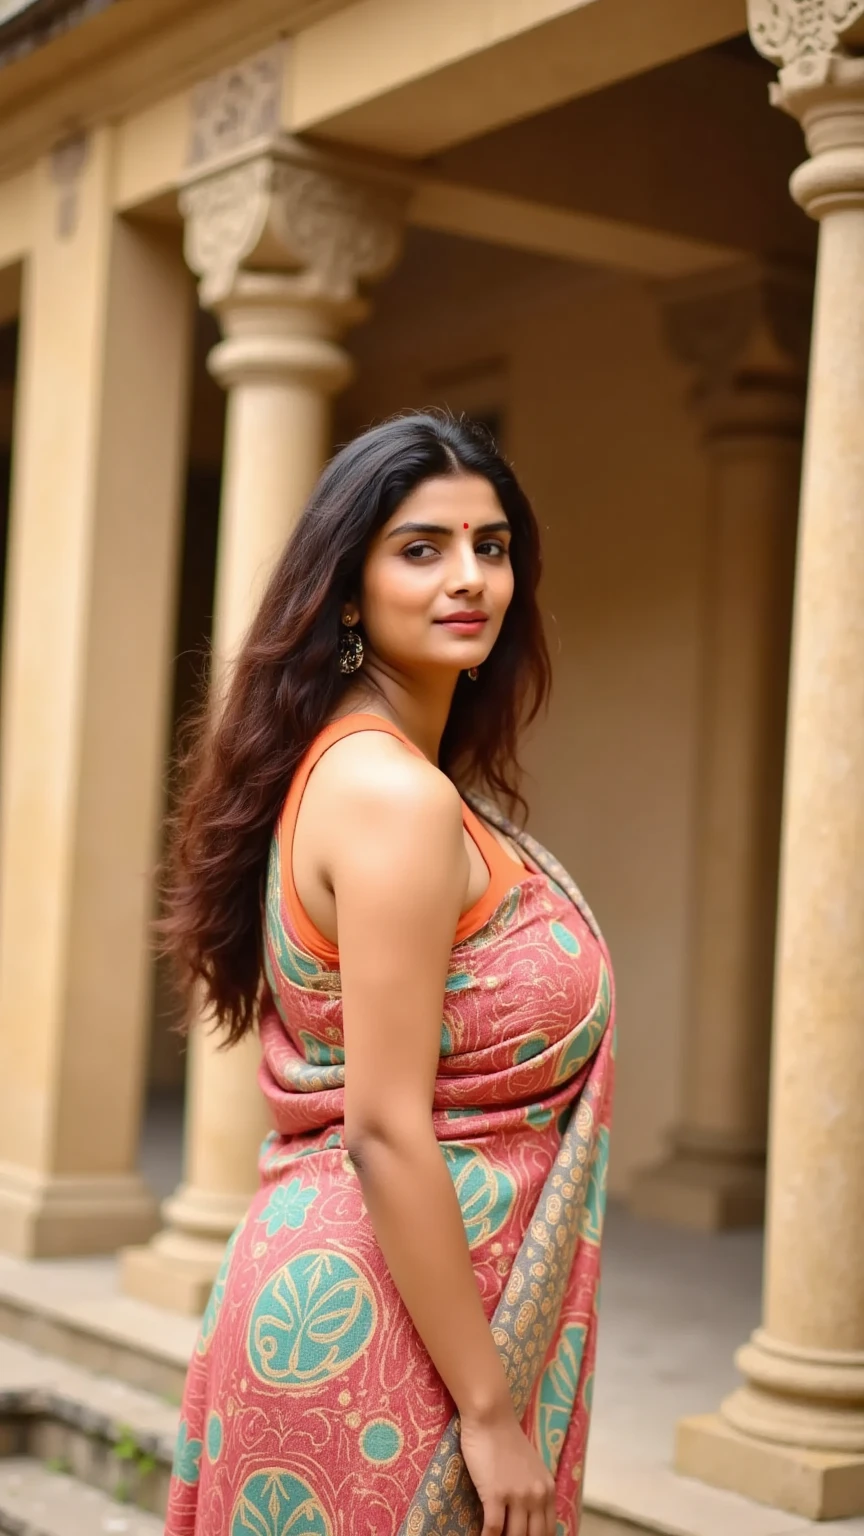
[463, 522, 470, 529]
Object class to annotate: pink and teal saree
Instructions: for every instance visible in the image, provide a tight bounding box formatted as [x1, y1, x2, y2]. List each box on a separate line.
[165, 771, 615, 1536]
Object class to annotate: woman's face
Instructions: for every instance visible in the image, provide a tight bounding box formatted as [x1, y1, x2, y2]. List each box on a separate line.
[356, 474, 514, 681]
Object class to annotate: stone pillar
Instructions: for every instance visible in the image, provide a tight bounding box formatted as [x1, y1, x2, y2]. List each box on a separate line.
[677, 2, 864, 1519]
[0, 129, 193, 1256]
[631, 265, 809, 1231]
[121, 83, 406, 1312]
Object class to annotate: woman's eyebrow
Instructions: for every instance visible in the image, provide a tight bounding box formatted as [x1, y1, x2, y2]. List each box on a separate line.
[385, 520, 511, 540]
[386, 522, 451, 539]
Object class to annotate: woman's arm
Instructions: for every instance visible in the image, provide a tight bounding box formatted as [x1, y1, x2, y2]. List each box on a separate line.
[315, 737, 556, 1536]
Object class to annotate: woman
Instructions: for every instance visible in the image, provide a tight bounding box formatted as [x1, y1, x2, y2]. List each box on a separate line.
[163, 412, 615, 1536]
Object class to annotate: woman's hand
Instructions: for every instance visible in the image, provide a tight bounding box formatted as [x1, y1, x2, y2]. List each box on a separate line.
[460, 1403, 557, 1536]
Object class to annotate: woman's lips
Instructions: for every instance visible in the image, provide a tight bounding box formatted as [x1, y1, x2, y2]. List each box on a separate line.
[435, 616, 489, 634]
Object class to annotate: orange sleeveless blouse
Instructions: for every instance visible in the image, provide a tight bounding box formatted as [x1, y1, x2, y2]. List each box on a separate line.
[278, 713, 532, 966]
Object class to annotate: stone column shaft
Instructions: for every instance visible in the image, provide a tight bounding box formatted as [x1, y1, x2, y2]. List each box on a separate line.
[683, 438, 799, 1142]
[761, 208, 864, 1357]
[678, 4, 864, 1517]
[631, 266, 807, 1231]
[0, 129, 193, 1256]
[210, 280, 354, 646]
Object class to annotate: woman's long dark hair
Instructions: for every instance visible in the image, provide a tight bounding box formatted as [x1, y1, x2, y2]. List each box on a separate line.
[162, 410, 551, 1044]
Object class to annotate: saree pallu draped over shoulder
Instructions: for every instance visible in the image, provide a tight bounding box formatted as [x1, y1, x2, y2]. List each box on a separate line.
[165, 793, 616, 1536]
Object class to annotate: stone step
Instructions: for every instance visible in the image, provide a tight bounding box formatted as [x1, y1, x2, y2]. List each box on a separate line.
[0, 1255, 195, 1403]
[0, 1338, 176, 1518]
[0, 1459, 163, 1536]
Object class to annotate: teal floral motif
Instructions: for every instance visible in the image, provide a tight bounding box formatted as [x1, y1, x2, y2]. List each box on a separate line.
[554, 961, 611, 1085]
[579, 1125, 610, 1246]
[514, 1033, 549, 1064]
[550, 920, 581, 956]
[247, 1251, 377, 1388]
[257, 1179, 319, 1237]
[205, 1410, 223, 1464]
[440, 1021, 453, 1056]
[197, 1218, 245, 1357]
[230, 1469, 332, 1536]
[441, 1145, 515, 1249]
[536, 1323, 588, 1471]
[359, 1419, 403, 1465]
[525, 1104, 554, 1129]
[298, 1031, 345, 1066]
[445, 1107, 483, 1120]
[445, 971, 475, 993]
[172, 1420, 203, 1486]
[583, 1371, 594, 1413]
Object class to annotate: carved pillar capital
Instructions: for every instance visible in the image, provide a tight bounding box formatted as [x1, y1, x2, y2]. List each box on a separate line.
[178, 47, 409, 310]
[748, 2, 864, 217]
[661, 263, 812, 439]
[180, 140, 408, 310]
[748, 0, 864, 91]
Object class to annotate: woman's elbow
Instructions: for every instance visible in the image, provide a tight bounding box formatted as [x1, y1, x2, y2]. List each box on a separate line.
[344, 1119, 392, 1172]
[344, 1109, 431, 1172]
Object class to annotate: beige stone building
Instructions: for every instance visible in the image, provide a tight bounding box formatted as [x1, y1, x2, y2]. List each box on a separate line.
[0, 0, 862, 1527]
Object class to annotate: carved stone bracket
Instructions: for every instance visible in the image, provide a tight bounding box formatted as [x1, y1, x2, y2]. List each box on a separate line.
[748, 0, 864, 90]
[180, 136, 409, 310]
[50, 130, 90, 240]
[187, 45, 285, 169]
[660, 263, 813, 438]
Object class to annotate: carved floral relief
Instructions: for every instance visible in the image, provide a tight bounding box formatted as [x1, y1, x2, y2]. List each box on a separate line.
[748, 0, 864, 84]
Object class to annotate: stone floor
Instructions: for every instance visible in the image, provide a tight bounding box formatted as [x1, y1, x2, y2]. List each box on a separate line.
[0, 1459, 163, 1534]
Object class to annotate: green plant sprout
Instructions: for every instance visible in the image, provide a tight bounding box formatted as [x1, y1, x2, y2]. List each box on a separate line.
[111, 1425, 158, 1504]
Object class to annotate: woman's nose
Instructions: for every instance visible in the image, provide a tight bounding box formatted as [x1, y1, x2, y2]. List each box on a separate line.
[449, 545, 483, 594]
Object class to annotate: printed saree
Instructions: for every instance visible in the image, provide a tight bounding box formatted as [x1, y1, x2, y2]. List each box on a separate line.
[165, 796, 616, 1536]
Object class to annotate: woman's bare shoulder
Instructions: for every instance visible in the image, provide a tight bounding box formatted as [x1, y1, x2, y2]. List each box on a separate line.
[301, 729, 463, 870]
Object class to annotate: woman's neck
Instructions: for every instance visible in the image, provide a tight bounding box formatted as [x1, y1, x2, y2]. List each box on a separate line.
[341, 667, 457, 764]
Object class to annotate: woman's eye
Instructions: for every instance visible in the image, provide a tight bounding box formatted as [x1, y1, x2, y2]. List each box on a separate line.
[477, 540, 508, 558]
[403, 542, 438, 560]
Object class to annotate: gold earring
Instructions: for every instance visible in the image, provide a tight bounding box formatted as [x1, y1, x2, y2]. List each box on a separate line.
[339, 614, 364, 675]
[467, 667, 479, 682]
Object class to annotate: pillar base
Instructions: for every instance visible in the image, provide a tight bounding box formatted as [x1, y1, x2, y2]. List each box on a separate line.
[677, 1413, 864, 1521]
[0, 1163, 160, 1259]
[121, 1181, 250, 1315]
[629, 1152, 765, 1231]
[120, 1240, 218, 1316]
